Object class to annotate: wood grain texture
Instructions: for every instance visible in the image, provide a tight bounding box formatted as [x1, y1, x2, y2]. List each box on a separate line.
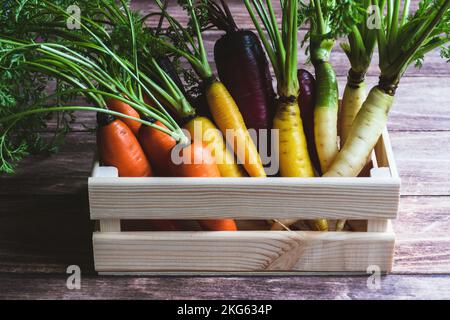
[392, 132, 450, 196]
[0, 133, 96, 195]
[92, 164, 121, 232]
[1, 273, 450, 300]
[88, 131, 399, 223]
[0, 195, 95, 274]
[92, 229, 394, 272]
[89, 177, 400, 220]
[2, 195, 446, 274]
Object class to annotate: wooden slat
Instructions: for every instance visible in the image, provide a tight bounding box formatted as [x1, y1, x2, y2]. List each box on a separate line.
[89, 175, 400, 220]
[91, 164, 121, 232]
[0, 195, 448, 274]
[92, 229, 394, 272]
[394, 196, 450, 240]
[0, 195, 95, 274]
[0, 133, 96, 195]
[394, 239, 450, 274]
[88, 130, 398, 222]
[367, 152, 390, 233]
[374, 128, 399, 180]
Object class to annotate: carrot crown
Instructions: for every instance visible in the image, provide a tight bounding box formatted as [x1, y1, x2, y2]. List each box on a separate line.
[204, 0, 239, 33]
[304, 0, 366, 64]
[152, 0, 214, 81]
[374, 0, 450, 91]
[340, 0, 377, 75]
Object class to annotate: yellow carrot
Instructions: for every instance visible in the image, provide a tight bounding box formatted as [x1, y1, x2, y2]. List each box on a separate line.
[153, 1, 266, 177]
[273, 100, 314, 177]
[206, 80, 266, 177]
[271, 103, 328, 230]
[184, 116, 246, 177]
[245, 0, 327, 230]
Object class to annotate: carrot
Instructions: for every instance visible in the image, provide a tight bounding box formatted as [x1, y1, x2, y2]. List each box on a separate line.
[184, 116, 246, 177]
[138, 117, 177, 177]
[154, 0, 266, 178]
[326, 0, 450, 230]
[298, 69, 322, 175]
[210, 0, 275, 144]
[173, 140, 221, 177]
[97, 113, 152, 177]
[206, 80, 266, 177]
[334, 1, 376, 231]
[106, 98, 141, 136]
[98, 112, 181, 230]
[245, 0, 327, 231]
[173, 140, 237, 231]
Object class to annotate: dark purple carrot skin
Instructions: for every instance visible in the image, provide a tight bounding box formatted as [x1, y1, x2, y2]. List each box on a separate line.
[298, 69, 322, 175]
[215, 30, 275, 135]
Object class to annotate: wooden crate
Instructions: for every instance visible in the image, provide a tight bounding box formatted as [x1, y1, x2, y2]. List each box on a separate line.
[88, 129, 400, 274]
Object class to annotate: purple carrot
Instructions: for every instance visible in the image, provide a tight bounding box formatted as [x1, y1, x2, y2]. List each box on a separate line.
[298, 69, 321, 175]
[209, 0, 275, 148]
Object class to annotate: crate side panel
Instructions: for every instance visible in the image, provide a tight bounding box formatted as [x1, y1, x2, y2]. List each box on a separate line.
[89, 177, 400, 220]
[93, 230, 394, 273]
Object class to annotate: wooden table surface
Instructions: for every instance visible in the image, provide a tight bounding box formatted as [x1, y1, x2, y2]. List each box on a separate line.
[1, 1, 450, 300]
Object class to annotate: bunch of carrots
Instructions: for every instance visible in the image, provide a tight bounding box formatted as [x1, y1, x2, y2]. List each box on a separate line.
[1, 0, 449, 232]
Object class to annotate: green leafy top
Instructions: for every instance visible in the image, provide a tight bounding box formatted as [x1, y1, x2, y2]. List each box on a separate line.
[375, 0, 450, 88]
[244, 0, 300, 98]
[302, 0, 366, 63]
[148, 0, 213, 81]
[340, 0, 377, 74]
[1, 0, 190, 173]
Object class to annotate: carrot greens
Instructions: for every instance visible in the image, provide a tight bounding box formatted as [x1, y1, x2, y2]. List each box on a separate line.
[325, 0, 450, 179]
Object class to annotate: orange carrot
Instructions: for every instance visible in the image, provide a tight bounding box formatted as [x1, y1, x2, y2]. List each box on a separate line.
[121, 220, 180, 231]
[140, 124, 233, 231]
[97, 113, 181, 230]
[138, 117, 177, 177]
[173, 141, 238, 231]
[106, 98, 141, 136]
[97, 113, 152, 177]
[172, 140, 222, 178]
